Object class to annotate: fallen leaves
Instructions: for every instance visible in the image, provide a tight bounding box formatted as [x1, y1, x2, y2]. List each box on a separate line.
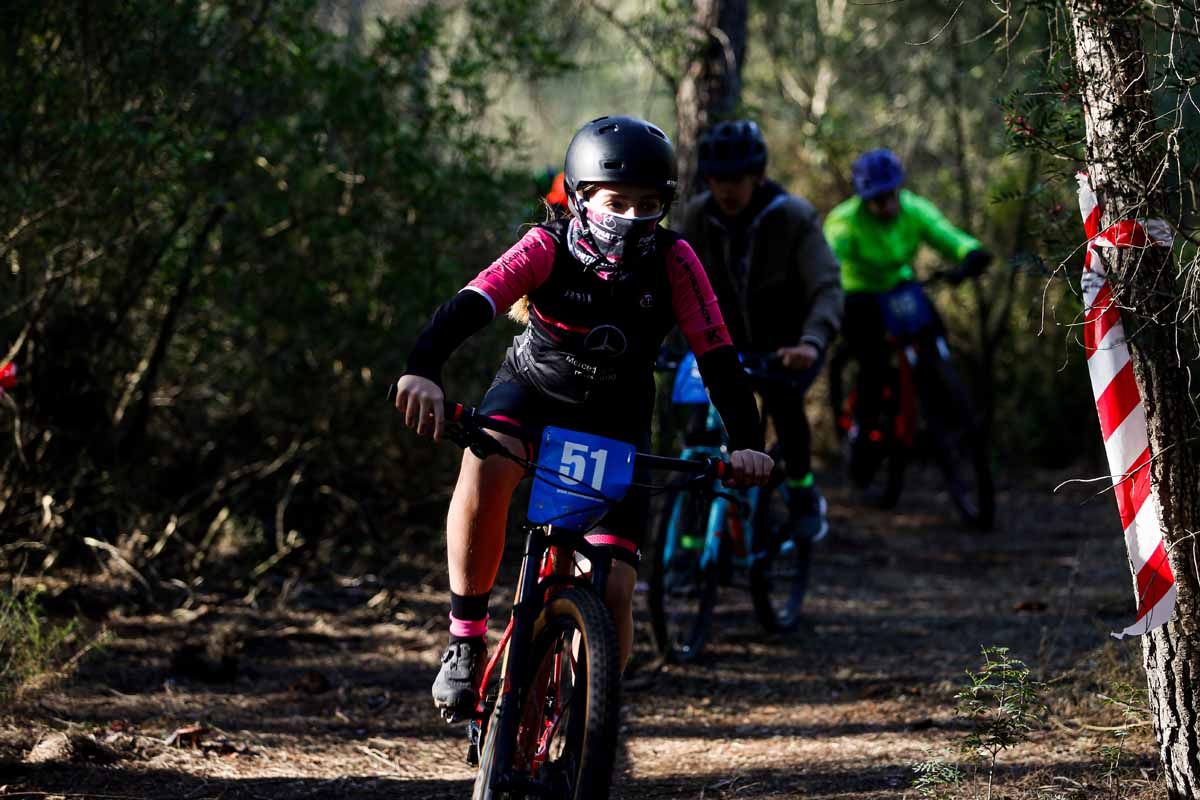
[163, 724, 255, 758]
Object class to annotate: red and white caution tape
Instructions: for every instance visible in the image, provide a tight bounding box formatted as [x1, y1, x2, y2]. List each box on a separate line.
[1076, 172, 1175, 639]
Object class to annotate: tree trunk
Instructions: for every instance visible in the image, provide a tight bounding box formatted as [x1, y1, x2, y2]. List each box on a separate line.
[673, 0, 748, 205]
[1067, 2, 1200, 796]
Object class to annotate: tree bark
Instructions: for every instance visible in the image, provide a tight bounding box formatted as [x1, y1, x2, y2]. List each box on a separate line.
[673, 0, 748, 205]
[1067, 2, 1200, 796]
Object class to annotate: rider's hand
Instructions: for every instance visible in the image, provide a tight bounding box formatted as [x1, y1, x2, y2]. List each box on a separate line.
[777, 343, 820, 371]
[948, 249, 994, 285]
[393, 375, 445, 441]
[727, 449, 774, 487]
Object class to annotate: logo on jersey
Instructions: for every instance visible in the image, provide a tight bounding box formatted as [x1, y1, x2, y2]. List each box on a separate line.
[593, 212, 619, 232]
[563, 289, 593, 304]
[583, 324, 628, 358]
[640, 291, 655, 309]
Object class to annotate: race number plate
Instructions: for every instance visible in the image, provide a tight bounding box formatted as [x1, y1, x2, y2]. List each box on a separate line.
[880, 282, 935, 337]
[528, 426, 636, 532]
[671, 351, 709, 405]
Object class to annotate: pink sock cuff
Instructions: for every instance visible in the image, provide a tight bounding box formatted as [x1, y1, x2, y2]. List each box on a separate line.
[585, 533, 638, 553]
[449, 613, 489, 638]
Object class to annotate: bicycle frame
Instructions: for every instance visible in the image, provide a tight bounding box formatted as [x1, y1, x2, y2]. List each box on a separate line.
[886, 327, 954, 450]
[385, 393, 725, 792]
[662, 406, 770, 574]
[479, 522, 615, 795]
[833, 282, 955, 452]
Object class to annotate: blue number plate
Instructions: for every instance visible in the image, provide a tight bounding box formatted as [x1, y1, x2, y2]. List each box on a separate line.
[527, 427, 636, 532]
[880, 282, 935, 337]
[671, 351, 709, 405]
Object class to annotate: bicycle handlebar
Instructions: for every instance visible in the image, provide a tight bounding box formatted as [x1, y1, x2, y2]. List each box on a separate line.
[388, 383, 730, 482]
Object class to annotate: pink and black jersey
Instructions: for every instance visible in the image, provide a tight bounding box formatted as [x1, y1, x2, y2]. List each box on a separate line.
[404, 218, 761, 451]
[467, 219, 731, 404]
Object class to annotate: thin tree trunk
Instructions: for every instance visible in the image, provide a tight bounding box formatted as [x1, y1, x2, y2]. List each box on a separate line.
[947, 28, 997, 443]
[115, 206, 227, 454]
[1067, 2, 1200, 796]
[673, 0, 747, 205]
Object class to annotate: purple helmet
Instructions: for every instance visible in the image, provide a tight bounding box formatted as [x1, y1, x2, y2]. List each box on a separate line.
[851, 149, 905, 200]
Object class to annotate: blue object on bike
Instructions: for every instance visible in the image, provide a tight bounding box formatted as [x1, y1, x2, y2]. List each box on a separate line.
[528, 426, 636, 531]
[671, 351, 709, 405]
[879, 282, 935, 337]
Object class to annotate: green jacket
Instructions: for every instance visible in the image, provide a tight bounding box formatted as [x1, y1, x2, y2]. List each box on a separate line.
[824, 189, 981, 294]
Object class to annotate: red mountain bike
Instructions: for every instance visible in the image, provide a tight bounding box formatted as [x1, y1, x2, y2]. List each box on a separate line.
[390, 392, 728, 799]
[829, 276, 994, 531]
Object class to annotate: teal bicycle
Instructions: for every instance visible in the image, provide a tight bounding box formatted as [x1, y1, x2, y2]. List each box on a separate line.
[647, 353, 813, 663]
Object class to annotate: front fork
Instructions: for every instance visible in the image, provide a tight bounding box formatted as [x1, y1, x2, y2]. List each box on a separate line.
[481, 524, 611, 790]
[483, 523, 546, 785]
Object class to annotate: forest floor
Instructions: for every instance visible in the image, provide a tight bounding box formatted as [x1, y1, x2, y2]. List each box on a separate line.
[1, 466, 1166, 799]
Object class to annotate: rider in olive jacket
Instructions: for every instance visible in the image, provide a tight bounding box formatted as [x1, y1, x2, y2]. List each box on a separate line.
[681, 120, 843, 540]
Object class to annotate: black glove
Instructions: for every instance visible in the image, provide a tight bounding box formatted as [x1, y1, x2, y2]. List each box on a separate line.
[961, 249, 993, 278]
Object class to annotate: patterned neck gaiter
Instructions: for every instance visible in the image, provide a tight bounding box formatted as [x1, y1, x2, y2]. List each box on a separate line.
[567, 205, 661, 280]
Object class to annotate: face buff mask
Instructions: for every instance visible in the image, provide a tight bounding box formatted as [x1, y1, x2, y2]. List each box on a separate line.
[567, 200, 662, 279]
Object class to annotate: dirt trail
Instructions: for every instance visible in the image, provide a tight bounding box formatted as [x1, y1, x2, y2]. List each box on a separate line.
[2, 471, 1162, 799]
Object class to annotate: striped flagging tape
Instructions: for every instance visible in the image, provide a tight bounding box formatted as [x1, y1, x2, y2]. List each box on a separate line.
[1076, 172, 1176, 639]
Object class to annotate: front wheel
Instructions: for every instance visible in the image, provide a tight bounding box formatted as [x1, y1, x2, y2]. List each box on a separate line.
[648, 488, 720, 663]
[918, 355, 995, 532]
[472, 588, 620, 800]
[749, 463, 813, 633]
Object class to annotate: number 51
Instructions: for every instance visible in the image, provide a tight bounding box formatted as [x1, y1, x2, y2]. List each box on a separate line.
[560, 442, 609, 492]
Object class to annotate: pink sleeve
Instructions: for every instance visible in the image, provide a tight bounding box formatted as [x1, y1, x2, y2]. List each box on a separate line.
[466, 228, 556, 315]
[666, 239, 734, 356]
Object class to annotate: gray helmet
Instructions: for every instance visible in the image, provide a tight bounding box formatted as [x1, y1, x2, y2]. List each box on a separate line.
[564, 116, 678, 211]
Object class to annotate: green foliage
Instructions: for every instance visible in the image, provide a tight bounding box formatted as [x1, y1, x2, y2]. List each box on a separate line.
[911, 757, 965, 799]
[738, 0, 1102, 466]
[0, 0, 569, 580]
[958, 646, 1046, 762]
[909, 646, 1046, 800]
[0, 591, 78, 698]
[1098, 680, 1152, 797]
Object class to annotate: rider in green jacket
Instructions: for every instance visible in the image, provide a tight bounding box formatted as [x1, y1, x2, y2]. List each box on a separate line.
[824, 149, 991, 488]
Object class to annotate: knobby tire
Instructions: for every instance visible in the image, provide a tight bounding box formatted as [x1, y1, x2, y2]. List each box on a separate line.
[473, 588, 620, 800]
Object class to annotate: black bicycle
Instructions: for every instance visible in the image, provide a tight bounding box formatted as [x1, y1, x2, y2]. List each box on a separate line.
[829, 275, 994, 530]
[390, 393, 728, 799]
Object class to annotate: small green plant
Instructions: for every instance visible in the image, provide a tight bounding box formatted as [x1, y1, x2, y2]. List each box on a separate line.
[1098, 681, 1151, 798]
[0, 590, 80, 698]
[956, 646, 1046, 800]
[911, 756, 965, 799]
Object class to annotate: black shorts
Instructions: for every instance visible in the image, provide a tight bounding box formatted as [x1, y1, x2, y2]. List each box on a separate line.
[479, 364, 653, 554]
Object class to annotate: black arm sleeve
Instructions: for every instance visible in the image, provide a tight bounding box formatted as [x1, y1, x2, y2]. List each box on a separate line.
[404, 290, 494, 386]
[696, 345, 764, 452]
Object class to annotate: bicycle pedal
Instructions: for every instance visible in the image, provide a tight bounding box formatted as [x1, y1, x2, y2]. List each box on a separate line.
[440, 706, 468, 724]
[465, 719, 482, 767]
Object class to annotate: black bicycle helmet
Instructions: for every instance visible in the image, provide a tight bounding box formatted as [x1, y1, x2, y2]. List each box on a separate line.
[563, 116, 678, 210]
[698, 120, 768, 178]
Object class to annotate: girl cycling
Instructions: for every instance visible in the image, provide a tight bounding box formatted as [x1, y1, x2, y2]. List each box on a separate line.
[392, 115, 774, 720]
